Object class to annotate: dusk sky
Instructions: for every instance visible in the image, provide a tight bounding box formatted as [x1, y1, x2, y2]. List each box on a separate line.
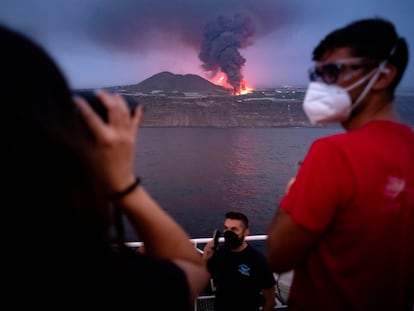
[1, 0, 413, 90]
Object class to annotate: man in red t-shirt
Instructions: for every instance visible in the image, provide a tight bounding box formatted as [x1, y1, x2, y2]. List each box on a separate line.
[266, 18, 414, 311]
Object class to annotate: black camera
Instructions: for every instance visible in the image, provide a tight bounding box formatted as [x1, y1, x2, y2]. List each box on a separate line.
[213, 229, 221, 251]
[73, 90, 140, 123]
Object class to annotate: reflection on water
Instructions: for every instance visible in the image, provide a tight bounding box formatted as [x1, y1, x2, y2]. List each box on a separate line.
[125, 127, 343, 241]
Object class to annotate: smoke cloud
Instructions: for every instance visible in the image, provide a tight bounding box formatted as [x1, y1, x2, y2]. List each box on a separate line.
[0, 0, 306, 87]
[199, 14, 255, 93]
[1, 1, 412, 89]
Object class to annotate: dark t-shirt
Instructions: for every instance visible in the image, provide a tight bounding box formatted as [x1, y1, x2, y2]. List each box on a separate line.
[103, 247, 190, 309]
[207, 244, 276, 311]
[11, 246, 190, 310]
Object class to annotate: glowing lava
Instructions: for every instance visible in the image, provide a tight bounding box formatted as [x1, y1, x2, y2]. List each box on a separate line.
[236, 81, 253, 95]
[211, 72, 253, 95]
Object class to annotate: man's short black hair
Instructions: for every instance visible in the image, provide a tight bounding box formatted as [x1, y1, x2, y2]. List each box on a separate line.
[225, 211, 249, 229]
[312, 17, 409, 93]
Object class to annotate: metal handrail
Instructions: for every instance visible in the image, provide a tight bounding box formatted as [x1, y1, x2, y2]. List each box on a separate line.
[125, 234, 268, 252]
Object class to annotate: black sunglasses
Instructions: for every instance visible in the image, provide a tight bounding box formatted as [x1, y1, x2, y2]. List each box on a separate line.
[308, 60, 379, 84]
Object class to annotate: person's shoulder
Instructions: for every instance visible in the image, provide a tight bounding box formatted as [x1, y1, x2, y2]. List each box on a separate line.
[103, 251, 189, 308]
[109, 248, 185, 279]
[312, 131, 348, 146]
[245, 244, 266, 258]
[244, 246, 273, 271]
[307, 132, 350, 157]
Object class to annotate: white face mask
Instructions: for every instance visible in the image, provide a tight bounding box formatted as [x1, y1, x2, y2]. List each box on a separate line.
[303, 61, 387, 125]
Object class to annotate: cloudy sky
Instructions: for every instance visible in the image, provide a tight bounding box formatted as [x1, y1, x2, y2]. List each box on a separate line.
[1, 0, 413, 90]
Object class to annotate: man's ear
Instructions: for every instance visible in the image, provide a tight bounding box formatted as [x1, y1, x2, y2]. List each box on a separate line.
[372, 64, 397, 90]
[244, 228, 250, 237]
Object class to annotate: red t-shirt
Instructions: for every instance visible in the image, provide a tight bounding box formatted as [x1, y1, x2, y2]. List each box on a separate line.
[280, 121, 414, 311]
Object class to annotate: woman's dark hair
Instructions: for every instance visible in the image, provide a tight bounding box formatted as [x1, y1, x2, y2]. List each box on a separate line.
[1, 24, 112, 256]
[312, 17, 409, 93]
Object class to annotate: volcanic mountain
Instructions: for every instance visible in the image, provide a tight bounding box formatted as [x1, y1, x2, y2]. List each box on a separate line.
[119, 71, 230, 94]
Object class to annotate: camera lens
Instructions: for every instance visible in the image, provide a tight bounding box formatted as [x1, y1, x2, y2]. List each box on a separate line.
[73, 90, 139, 122]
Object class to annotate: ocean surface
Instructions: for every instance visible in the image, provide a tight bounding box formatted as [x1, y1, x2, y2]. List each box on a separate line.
[123, 127, 344, 241]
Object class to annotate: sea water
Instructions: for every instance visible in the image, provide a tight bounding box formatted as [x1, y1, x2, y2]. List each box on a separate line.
[124, 127, 343, 241]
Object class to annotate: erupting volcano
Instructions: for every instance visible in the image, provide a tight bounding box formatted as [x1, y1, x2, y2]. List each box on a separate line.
[199, 14, 255, 95]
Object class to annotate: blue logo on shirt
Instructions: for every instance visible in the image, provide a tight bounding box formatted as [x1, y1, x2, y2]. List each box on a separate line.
[238, 264, 251, 276]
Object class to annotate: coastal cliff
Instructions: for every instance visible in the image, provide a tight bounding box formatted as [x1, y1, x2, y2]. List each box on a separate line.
[117, 85, 315, 128]
[137, 95, 310, 128]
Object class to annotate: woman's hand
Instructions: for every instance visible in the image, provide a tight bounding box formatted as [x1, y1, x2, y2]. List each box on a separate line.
[202, 240, 216, 261]
[74, 90, 143, 196]
[76, 90, 210, 303]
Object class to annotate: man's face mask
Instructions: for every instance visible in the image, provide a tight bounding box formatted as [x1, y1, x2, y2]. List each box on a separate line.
[224, 230, 244, 250]
[303, 58, 388, 125]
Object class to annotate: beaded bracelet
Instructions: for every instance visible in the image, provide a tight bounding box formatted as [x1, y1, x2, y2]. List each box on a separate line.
[108, 176, 141, 201]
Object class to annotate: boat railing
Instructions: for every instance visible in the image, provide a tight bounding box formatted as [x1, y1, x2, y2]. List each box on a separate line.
[125, 234, 269, 255]
[126, 235, 291, 310]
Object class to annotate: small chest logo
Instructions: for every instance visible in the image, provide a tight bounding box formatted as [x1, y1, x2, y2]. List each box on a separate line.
[383, 176, 406, 211]
[238, 264, 251, 276]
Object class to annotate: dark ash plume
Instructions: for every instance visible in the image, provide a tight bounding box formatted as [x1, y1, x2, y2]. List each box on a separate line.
[199, 14, 255, 93]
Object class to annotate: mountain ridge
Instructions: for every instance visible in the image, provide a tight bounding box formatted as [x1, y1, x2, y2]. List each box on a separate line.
[118, 71, 230, 94]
